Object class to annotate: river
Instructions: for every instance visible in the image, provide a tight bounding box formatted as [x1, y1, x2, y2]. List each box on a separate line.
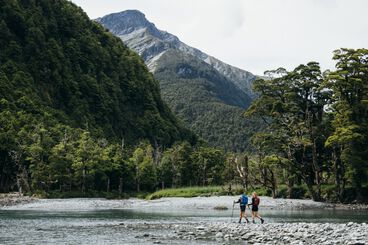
[0, 198, 367, 244]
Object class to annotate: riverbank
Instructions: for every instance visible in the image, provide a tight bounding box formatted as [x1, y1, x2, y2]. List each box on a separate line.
[2, 195, 368, 211]
[161, 221, 368, 244]
[0, 193, 36, 208]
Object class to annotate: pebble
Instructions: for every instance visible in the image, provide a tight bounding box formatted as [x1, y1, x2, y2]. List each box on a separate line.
[170, 222, 368, 244]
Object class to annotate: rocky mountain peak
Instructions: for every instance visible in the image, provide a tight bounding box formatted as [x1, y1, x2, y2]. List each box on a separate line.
[96, 10, 163, 38]
[97, 10, 257, 97]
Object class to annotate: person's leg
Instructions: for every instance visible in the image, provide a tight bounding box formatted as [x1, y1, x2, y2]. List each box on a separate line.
[244, 210, 249, 223]
[255, 211, 264, 223]
[239, 210, 243, 223]
[251, 211, 255, 223]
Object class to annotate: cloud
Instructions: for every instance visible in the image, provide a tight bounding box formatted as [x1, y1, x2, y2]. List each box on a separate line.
[72, 0, 368, 75]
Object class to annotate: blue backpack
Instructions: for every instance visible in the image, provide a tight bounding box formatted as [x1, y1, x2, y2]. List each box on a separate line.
[240, 194, 248, 205]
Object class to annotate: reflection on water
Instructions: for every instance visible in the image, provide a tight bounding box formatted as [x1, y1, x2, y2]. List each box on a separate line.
[0, 206, 367, 244]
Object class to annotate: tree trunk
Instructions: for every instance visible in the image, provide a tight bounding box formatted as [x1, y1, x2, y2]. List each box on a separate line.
[82, 166, 86, 193]
[262, 167, 268, 187]
[68, 169, 72, 192]
[16, 175, 22, 195]
[119, 177, 123, 195]
[270, 170, 277, 198]
[236, 155, 249, 192]
[306, 181, 318, 201]
[106, 177, 110, 193]
[333, 147, 343, 202]
[17, 166, 30, 194]
[312, 139, 321, 201]
[286, 145, 294, 198]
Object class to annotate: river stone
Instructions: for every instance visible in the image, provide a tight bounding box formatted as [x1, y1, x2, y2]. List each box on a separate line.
[347, 222, 354, 227]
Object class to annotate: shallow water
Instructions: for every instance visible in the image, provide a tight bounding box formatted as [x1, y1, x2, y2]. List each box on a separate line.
[0, 200, 367, 244]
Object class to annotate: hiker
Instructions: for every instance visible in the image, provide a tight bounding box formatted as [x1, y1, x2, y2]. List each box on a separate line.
[234, 193, 249, 223]
[248, 192, 264, 224]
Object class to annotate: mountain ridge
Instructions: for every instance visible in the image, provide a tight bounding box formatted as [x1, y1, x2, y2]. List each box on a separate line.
[96, 10, 257, 98]
[97, 10, 261, 151]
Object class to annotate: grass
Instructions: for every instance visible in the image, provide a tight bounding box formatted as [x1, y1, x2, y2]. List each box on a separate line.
[31, 184, 368, 203]
[147, 185, 276, 200]
[146, 186, 227, 200]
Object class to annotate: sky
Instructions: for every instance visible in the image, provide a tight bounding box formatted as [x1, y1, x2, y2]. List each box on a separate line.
[71, 0, 368, 75]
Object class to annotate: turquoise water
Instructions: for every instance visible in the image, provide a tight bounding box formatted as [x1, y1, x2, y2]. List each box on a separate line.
[0, 204, 367, 244]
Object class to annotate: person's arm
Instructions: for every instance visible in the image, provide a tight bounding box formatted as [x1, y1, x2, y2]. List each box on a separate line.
[234, 198, 240, 203]
[248, 198, 254, 207]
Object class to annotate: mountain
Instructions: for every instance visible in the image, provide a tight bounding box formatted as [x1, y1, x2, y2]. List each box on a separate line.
[0, 1, 196, 148]
[97, 10, 260, 151]
[96, 10, 257, 98]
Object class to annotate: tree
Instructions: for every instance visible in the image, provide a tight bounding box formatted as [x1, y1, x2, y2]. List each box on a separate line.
[130, 142, 157, 192]
[71, 131, 99, 193]
[324, 48, 368, 201]
[246, 62, 328, 200]
[191, 147, 225, 186]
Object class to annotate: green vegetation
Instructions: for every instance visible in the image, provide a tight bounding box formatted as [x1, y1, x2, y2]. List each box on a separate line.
[0, 1, 366, 204]
[244, 49, 368, 203]
[147, 186, 226, 200]
[0, 0, 196, 194]
[155, 49, 262, 152]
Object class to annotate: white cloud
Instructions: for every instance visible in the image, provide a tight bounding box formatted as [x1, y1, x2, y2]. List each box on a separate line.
[72, 0, 368, 75]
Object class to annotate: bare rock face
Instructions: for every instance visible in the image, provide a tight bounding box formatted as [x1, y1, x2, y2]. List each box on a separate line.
[96, 10, 257, 98]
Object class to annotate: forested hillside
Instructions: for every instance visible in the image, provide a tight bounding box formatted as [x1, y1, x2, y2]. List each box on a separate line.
[97, 10, 260, 151]
[155, 50, 261, 151]
[0, 0, 196, 193]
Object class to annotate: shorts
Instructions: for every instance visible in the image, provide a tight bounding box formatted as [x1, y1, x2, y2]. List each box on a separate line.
[252, 206, 259, 212]
[240, 205, 246, 212]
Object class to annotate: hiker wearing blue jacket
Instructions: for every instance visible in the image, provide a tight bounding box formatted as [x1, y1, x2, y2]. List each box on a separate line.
[234, 193, 250, 223]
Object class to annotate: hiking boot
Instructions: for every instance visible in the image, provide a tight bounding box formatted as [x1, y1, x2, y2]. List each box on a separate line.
[246, 219, 249, 223]
[252, 220, 255, 224]
[261, 218, 264, 224]
[238, 219, 241, 224]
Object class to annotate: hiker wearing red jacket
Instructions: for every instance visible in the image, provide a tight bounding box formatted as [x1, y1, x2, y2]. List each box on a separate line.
[249, 192, 264, 224]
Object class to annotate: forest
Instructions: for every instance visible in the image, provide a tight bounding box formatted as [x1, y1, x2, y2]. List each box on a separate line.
[0, 0, 195, 194]
[244, 49, 368, 202]
[154, 49, 261, 152]
[0, 0, 367, 203]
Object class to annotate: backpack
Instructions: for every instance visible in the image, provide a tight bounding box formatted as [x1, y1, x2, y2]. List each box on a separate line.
[254, 197, 260, 206]
[240, 194, 248, 205]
